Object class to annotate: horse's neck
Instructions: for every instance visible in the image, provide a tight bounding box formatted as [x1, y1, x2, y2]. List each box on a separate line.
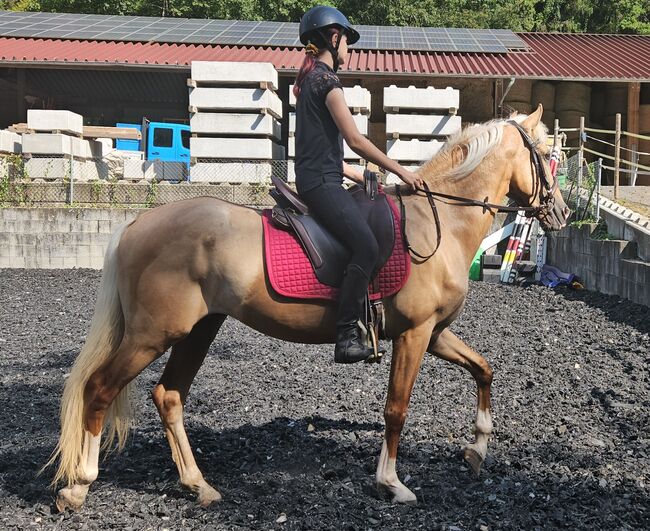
[425, 157, 511, 267]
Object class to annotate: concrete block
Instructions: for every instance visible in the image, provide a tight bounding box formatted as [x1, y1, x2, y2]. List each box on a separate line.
[289, 112, 368, 136]
[287, 137, 360, 161]
[386, 138, 444, 162]
[191, 61, 279, 91]
[289, 84, 371, 113]
[159, 162, 188, 182]
[190, 161, 273, 184]
[190, 113, 281, 140]
[24, 158, 70, 180]
[27, 109, 83, 135]
[624, 221, 650, 262]
[386, 114, 462, 137]
[189, 88, 283, 119]
[191, 137, 284, 160]
[384, 85, 460, 112]
[0, 130, 22, 153]
[89, 138, 113, 158]
[22, 134, 89, 159]
[123, 160, 160, 181]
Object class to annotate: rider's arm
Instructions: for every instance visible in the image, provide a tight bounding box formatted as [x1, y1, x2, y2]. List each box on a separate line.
[342, 162, 364, 184]
[326, 88, 423, 190]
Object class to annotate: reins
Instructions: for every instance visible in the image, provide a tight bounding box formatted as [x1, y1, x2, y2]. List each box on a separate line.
[394, 120, 558, 262]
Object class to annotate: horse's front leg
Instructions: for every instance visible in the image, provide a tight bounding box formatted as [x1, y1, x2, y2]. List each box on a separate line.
[376, 323, 432, 504]
[428, 328, 493, 476]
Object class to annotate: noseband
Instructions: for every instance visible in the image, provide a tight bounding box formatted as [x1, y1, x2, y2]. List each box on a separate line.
[395, 120, 559, 262]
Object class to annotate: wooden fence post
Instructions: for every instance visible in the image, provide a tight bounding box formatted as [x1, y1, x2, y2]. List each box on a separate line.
[614, 113, 621, 199]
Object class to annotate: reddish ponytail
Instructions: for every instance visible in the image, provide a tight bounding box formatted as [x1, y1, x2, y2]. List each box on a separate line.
[293, 54, 317, 99]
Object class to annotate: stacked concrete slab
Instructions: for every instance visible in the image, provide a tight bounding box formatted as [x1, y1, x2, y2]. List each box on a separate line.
[287, 84, 371, 182]
[21, 110, 108, 181]
[188, 61, 284, 184]
[383, 85, 461, 184]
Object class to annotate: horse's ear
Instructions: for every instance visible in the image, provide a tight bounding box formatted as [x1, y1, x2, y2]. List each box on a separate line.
[521, 103, 543, 131]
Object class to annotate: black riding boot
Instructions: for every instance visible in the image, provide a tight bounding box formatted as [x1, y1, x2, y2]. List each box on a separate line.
[334, 265, 374, 364]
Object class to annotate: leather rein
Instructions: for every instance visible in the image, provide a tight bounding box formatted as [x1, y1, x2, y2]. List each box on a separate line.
[394, 120, 559, 262]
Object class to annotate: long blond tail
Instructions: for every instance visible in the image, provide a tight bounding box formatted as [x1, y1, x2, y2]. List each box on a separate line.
[43, 222, 134, 487]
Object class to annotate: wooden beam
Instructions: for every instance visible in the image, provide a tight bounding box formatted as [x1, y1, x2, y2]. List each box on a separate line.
[8, 123, 141, 140]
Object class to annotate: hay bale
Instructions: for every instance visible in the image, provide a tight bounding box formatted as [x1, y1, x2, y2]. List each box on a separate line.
[555, 82, 591, 113]
[505, 79, 533, 103]
[532, 82, 556, 111]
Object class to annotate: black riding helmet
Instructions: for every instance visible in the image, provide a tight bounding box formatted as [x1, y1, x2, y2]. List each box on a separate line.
[299, 6, 360, 71]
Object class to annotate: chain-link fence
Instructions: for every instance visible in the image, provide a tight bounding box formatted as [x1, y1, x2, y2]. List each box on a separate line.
[0, 155, 296, 208]
[559, 153, 602, 222]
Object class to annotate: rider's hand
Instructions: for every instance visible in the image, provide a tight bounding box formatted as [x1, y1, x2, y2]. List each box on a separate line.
[399, 168, 424, 191]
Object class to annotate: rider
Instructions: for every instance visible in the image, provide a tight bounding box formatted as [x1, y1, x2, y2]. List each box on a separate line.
[294, 6, 424, 364]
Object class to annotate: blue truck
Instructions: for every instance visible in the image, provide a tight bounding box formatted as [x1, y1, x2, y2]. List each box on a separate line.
[116, 120, 190, 168]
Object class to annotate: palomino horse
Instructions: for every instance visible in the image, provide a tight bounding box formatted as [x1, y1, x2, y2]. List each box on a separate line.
[47, 105, 569, 510]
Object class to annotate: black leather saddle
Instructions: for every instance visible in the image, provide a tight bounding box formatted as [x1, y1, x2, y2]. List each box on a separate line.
[269, 172, 395, 287]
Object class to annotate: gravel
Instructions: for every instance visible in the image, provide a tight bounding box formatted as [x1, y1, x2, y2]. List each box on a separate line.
[1, 269, 649, 530]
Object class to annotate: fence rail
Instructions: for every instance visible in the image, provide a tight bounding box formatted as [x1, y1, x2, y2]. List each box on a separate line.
[557, 112, 650, 196]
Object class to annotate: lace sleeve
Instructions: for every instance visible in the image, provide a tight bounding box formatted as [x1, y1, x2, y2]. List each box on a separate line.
[313, 71, 343, 100]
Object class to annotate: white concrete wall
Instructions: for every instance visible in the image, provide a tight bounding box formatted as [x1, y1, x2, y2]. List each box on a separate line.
[27, 110, 83, 135]
[0, 130, 22, 153]
[190, 137, 285, 159]
[22, 134, 92, 159]
[289, 112, 368, 136]
[191, 61, 279, 91]
[0, 208, 140, 269]
[386, 114, 462, 137]
[386, 139, 444, 162]
[288, 137, 360, 161]
[287, 160, 364, 183]
[384, 85, 460, 112]
[189, 87, 283, 119]
[289, 84, 371, 114]
[190, 161, 273, 184]
[190, 112, 281, 140]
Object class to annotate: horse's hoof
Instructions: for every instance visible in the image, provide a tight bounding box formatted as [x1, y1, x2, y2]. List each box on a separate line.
[55, 486, 87, 512]
[377, 482, 417, 505]
[197, 484, 222, 507]
[463, 447, 484, 477]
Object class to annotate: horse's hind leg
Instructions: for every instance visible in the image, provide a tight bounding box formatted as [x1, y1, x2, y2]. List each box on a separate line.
[151, 313, 226, 507]
[56, 335, 162, 511]
[428, 328, 493, 476]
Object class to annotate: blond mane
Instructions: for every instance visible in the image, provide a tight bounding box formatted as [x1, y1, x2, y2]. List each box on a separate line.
[419, 114, 549, 181]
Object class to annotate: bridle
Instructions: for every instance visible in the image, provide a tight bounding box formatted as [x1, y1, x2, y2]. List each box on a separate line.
[395, 120, 559, 262]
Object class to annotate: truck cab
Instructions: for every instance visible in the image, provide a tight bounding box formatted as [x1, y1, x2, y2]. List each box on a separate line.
[116, 121, 190, 168]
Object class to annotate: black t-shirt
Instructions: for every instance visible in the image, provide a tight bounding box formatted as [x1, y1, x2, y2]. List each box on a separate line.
[294, 61, 344, 194]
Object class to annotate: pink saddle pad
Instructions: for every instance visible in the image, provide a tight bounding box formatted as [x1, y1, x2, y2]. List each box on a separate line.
[261, 194, 410, 301]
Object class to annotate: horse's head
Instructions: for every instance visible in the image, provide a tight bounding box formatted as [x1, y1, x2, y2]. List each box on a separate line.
[506, 105, 571, 231]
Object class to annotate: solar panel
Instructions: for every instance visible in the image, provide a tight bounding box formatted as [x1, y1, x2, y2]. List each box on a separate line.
[0, 10, 530, 52]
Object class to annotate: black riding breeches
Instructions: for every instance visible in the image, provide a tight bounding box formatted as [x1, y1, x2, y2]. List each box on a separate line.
[299, 181, 379, 280]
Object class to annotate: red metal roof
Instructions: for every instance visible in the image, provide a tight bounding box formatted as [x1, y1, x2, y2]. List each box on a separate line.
[1, 32, 649, 81]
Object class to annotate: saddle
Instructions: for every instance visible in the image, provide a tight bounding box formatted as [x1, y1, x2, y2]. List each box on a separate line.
[269, 171, 395, 287]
